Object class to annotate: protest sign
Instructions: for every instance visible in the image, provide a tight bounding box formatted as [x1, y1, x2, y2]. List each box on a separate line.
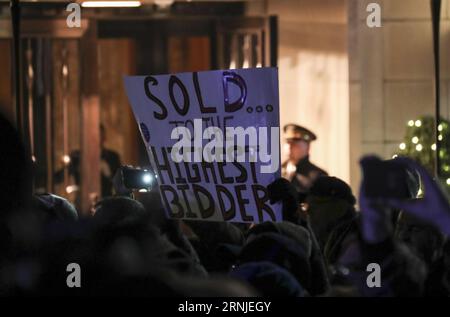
[124, 67, 281, 223]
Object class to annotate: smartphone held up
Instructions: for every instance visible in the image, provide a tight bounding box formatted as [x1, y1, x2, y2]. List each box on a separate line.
[113, 166, 157, 196]
[360, 156, 419, 200]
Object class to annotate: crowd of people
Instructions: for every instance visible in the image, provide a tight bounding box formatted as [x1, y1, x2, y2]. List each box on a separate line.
[0, 112, 449, 297]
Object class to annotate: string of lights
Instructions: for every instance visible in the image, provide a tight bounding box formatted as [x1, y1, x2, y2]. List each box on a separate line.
[395, 116, 450, 188]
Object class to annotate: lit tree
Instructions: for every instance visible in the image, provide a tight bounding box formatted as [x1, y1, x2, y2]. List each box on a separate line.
[395, 116, 450, 189]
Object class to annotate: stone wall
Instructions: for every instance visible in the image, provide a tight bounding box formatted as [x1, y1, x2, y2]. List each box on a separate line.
[349, 0, 450, 193]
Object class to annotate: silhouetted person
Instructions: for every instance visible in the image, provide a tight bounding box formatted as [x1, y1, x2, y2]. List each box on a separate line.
[0, 113, 33, 216]
[55, 125, 121, 198]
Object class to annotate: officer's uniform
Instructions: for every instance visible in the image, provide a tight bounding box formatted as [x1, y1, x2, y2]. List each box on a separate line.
[281, 124, 327, 194]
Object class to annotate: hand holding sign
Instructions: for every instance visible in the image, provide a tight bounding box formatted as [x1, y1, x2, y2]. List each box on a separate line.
[124, 68, 282, 223]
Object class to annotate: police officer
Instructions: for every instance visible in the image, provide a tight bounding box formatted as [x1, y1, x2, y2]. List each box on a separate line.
[281, 124, 327, 194]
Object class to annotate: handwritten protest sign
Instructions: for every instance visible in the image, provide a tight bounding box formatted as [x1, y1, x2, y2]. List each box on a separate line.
[124, 67, 281, 223]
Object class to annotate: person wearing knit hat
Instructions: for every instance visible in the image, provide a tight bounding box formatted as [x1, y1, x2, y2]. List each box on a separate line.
[281, 124, 327, 195]
[229, 261, 308, 297]
[304, 176, 359, 267]
[309, 176, 356, 206]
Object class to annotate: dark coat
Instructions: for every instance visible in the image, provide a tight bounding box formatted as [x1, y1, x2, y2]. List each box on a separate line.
[282, 156, 327, 193]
